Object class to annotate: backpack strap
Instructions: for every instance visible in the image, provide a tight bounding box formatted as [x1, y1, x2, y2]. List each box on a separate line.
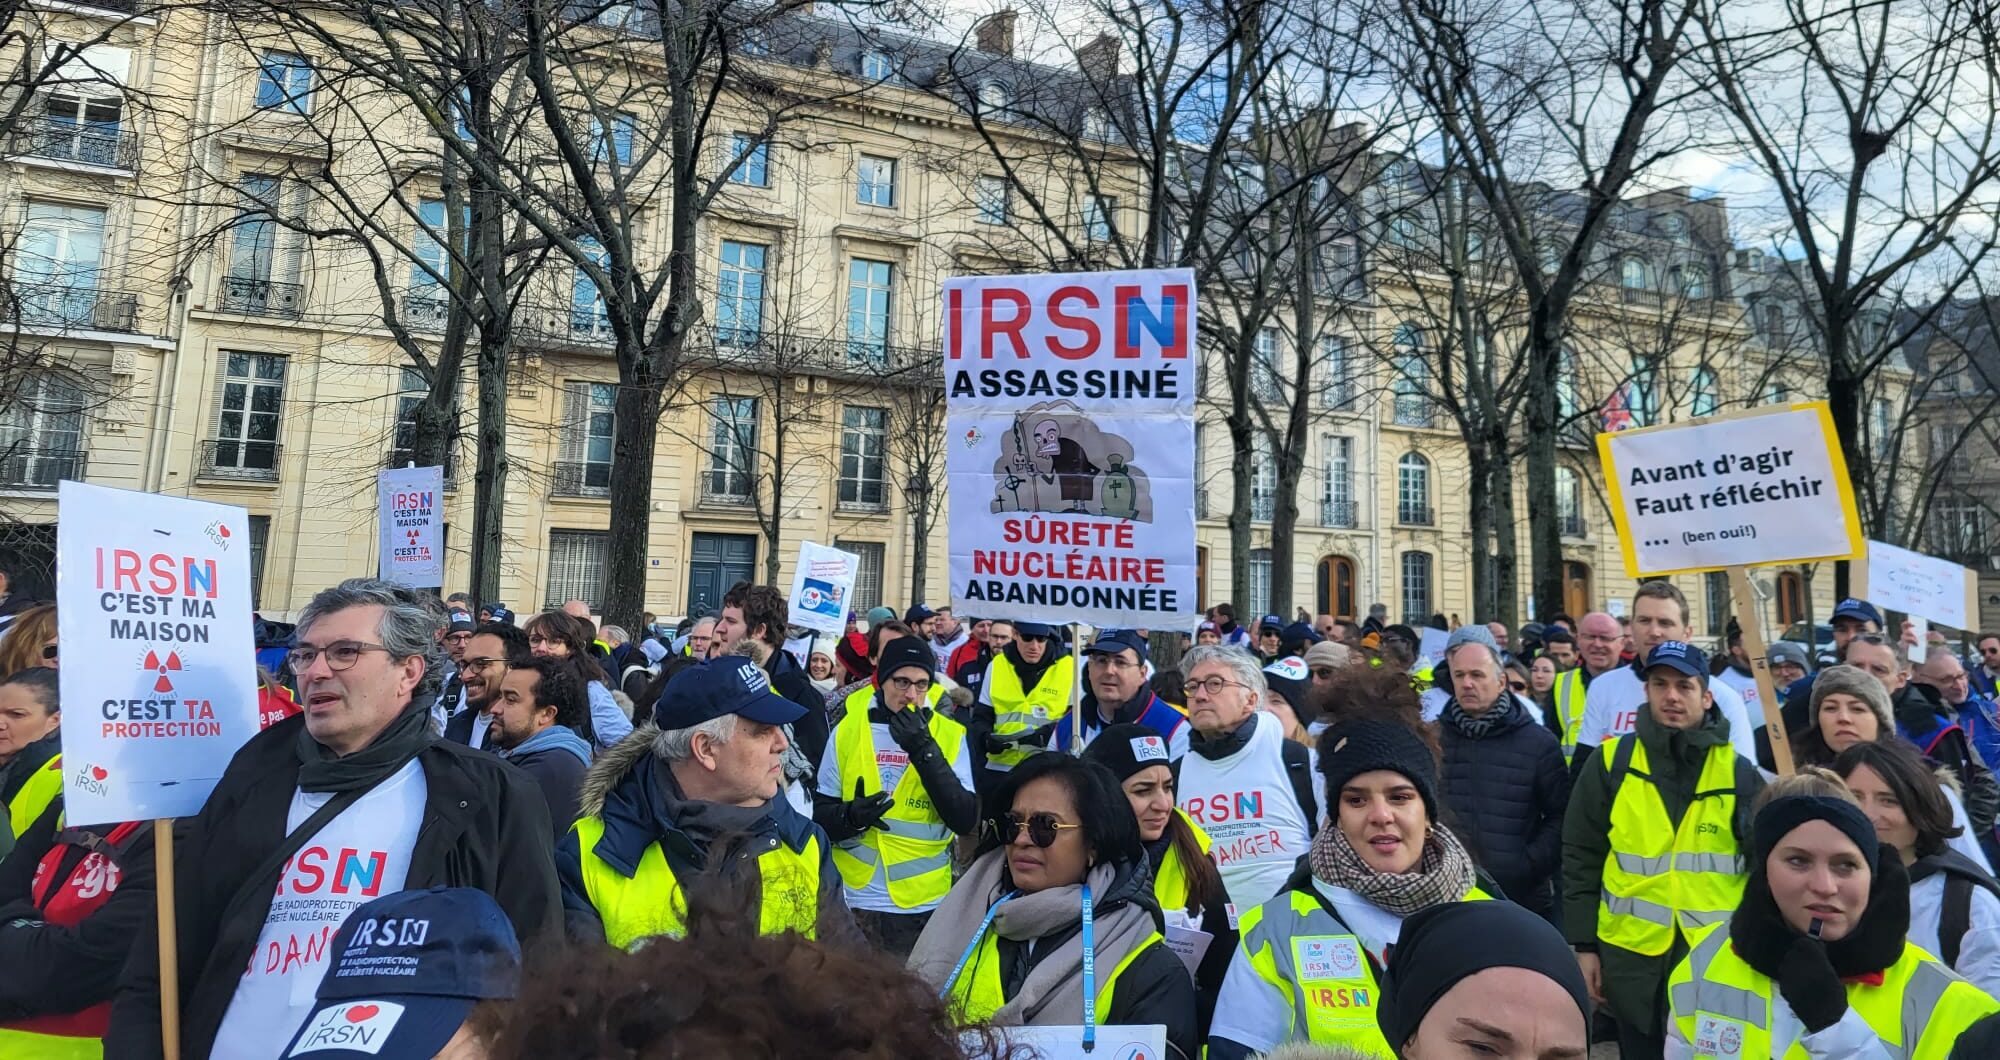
[1943, 872, 1974, 969]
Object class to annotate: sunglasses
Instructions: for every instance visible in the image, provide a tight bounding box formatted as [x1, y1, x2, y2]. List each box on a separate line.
[994, 811, 1083, 848]
[1508, 681, 1528, 693]
[40, 644, 57, 661]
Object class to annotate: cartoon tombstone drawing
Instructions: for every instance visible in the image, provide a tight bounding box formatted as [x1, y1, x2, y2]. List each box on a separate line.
[1100, 454, 1138, 519]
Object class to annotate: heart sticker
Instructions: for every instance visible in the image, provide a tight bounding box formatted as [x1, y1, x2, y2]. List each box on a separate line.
[90, 766, 107, 780]
[345, 1004, 380, 1023]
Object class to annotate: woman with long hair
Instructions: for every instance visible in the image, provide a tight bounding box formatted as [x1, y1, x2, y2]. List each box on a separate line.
[1834, 739, 2000, 994]
[1666, 773, 2000, 1057]
[908, 752, 1197, 1057]
[523, 610, 613, 748]
[0, 604, 57, 679]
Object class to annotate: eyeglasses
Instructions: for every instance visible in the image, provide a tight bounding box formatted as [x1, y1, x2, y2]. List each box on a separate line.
[1508, 681, 1529, 693]
[995, 811, 1083, 848]
[291, 641, 394, 672]
[884, 675, 931, 692]
[460, 656, 508, 674]
[1186, 675, 1248, 697]
[1090, 654, 1143, 671]
[527, 634, 558, 648]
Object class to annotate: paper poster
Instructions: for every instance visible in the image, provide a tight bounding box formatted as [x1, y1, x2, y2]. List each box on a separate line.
[943, 270, 1199, 628]
[1163, 922, 1214, 977]
[377, 465, 445, 587]
[1417, 627, 1448, 667]
[1597, 402, 1863, 577]
[786, 541, 860, 638]
[1855, 539, 1979, 630]
[963, 1025, 1169, 1060]
[57, 482, 260, 823]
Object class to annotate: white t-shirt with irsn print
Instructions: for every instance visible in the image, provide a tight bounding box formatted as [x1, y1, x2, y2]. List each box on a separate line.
[209, 760, 427, 1059]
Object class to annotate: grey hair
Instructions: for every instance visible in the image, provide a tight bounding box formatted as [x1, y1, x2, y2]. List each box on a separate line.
[1179, 644, 1267, 697]
[1446, 640, 1505, 672]
[600, 624, 630, 645]
[652, 714, 737, 761]
[689, 615, 717, 633]
[297, 578, 445, 701]
[1923, 645, 1963, 670]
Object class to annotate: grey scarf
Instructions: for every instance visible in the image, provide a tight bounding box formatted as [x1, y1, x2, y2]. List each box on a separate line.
[909, 849, 1158, 1027]
[1443, 695, 1514, 740]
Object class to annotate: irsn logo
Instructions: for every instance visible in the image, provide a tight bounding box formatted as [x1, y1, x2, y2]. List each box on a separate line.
[287, 1000, 405, 1056]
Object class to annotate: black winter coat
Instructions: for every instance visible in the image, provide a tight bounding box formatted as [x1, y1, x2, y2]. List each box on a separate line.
[105, 711, 560, 1059]
[1439, 697, 1570, 917]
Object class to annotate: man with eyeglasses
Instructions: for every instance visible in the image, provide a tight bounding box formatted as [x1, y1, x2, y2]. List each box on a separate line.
[1915, 646, 2000, 774]
[430, 610, 478, 729]
[108, 578, 559, 1059]
[1053, 629, 1189, 758]
[813, 636, 975, 957]
[1971, 632, 2000, 701]
[446, 624, 529, 749]
[1175, 644, 1316, 909]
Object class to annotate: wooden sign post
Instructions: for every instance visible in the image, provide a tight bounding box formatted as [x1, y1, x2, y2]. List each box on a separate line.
[1728, 566, 1793, 776]
[1070, 623, 1086, 754]
[156, 823, 180, 1059]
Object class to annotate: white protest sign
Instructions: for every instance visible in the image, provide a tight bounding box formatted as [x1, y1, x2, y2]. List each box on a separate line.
[1598, 402, 1863, 577]
[377, 465, 445, 587]
[57, 482, 260, 824]
[1417, 627, 1448, 667]
[1855, 539, 1979, 630]
[786, 541, 860, 638]
[963, 1025, 1168, 1060]
[943, 269, 1199, 628]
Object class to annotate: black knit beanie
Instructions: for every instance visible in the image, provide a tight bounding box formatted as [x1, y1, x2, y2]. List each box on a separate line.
[1082, 723, 1176, 781]
[874, 636, 935, 684]
[1380, 900, 1591, 1048]
[1317, 718, 1438, 821]
[1754, 794, 1880, 872]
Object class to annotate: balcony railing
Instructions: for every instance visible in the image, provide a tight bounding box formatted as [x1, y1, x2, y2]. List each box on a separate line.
[1251, 494, 1274, 522]
[200, 439, 281, 482]
[399, 287, 452, 332]
[2, 281, 139, 332]
[1322, 497, 1357, 528]
[1398, 504, 1434, 526]
[1392, 399, 1434, 428]
[1560, 513, 1588, 538]
[700, 475, 754, 508]
[220, 276, 304, 318]
[686, 324, 939, 380]
[551, 459, 611, 498]
[8, 114, 136, 169]
[0, 446, 84, 490]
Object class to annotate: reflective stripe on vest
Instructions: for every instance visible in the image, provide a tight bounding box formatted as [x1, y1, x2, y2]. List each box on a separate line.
[984, 654, 1075, 770]
[1552, 670, 1587, 762]
[1668, 925, 2000, 1059]
[1237, 887, 1493, 1056]
[0, 1026, 103, 1059]
[571, 815, 821, 949]
[829, 706, 965, 909]
[1597, 735, 1745, 957]
[947, 925, 1163, 1024]
[1152, 811, 1213, 918]
[8, 756, 63, 839]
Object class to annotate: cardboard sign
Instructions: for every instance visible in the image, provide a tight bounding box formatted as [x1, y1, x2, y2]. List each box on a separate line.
[57, 482, 260, 824]
[786, 541, 860, 638]
[377, 465, 445, 587]
[963, 1024, 1168, 1060]
[1855, 539, 1979, 630]
[943, 269, 1199, 628]
[1597, 402, 1863, 577]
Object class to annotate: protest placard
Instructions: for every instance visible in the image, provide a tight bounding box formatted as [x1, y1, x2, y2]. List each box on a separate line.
[57, 482, 259, 824]
[377, 465, 445, 587]
[1855, 539, 1979, 630]
[942, 269, 1199, 629]
[786, 541, 860, 638]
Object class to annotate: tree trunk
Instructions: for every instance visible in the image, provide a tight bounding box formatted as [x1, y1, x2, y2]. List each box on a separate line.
[1525, 317, 1565, 623]
[1826, 357, 1860, 600]
[1227, 412, 1255, 614]
[1492, 451, 1520, 628]
[910, 500, 931, 605]
[762, 387, 786, 585]
[1466, 447, 1496, 623]
[1270, 450, 1302, 619]
[469, 330, 508, 605]
[601, 372, 665, 630]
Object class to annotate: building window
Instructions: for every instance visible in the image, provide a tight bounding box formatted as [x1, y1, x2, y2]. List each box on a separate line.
[728, 133, 768, 186]
[716, 240, 766, 344]
[556, 381, 615, 496]
[255, 51, 313, 113]
[1675, 264, 1710, 299]
[1085, 195, 1115, 242]
[209, 352, 286, 474]
[545, 530, 607, 610]
[856, 154, 896, 207]
[40, 92, 125, 167]
[0, 374, 85, 489]
[1870, 398, 1893, 458]
[1764, 380, 1791, 406]
[16, 202, 105, 327]
[1933, 424, 1970, 474]
[1249, 548, 1273, 617]
[1321, 337, 1356, 410]
[1761, 303, 1787, 346]
[838, 405, 888, 509]
[861, 49, 893, 80]
[591, 111, 637, 164]
[409, 197, 452, 313]
[706, 395, 757, 500]
[570, 237, 610, 339]
[1690, 365, 1719, 418]
[975, 175, 1008, 224]
[1397, 453, 1431, 525]
[1619, 255, 1652, 290]
[1556, 346, 1579, 421]
[835, 539, 885, 610]
[390, 366, 455, 477]
[1253, 328, 1283, 402]
[845, 258, 892, 364]
[1321, 435, 1354, 527]
[1627, 355, 1659, 427]
[1392, 325, 1432, 427]
[977, 79, 1011, 112]
[1932, 497, 1989, 556]
[1194, 422, 1209, 519]
[1400, 551, 1432, 623]
[223, 175, 304, 316]
[1082, 106, 1112, 141]
[248, 514, 271, 610]
[450, 86, 474, 141]
[1705, 570, 1729, 636]
[1557, 465, 1584, 537]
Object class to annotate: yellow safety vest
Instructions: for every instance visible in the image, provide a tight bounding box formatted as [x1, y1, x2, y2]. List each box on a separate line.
[1153, 810, 1213, 918]
[1237, 886, 1493, 1056]
[571, 815, 822, 949]
[828, 705, 966, 909]
[8, 755, 63, 839]
[0, 1027, 101, 1059]
[947, 922, 1165, 1024]
[1551, 669, 1588, 762]
[983, 653, 1075, 770]
[1597, 735, 1746, 957]
[1668, 926, 1999, 1059]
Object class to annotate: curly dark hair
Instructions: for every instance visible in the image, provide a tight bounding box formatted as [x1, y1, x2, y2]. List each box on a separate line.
[1308, 659, 1433, 753]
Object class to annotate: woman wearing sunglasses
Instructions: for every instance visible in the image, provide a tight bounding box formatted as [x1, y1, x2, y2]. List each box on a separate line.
[909, 752, 1198, 1056]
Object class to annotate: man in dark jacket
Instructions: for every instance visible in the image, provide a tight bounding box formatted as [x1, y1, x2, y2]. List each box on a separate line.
[106, 578, 559, 1060]
[714, 581, 828, 769]
[1054, 629, 1190, 759]
[1437, 627, 1568, 920]
[446, 622, 530, 749]
[492, 656, 595, 836]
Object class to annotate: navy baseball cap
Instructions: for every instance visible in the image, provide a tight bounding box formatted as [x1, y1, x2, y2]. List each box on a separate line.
[1260, 614, 1284, 630]
[1013, 620, 1057, 638]
[282, 887, 519, 1059]
[1085, 629, 1147, 658]
[1832, 598, 1883, 626]
[485, 605, 514, 625]
[1282, 620, 1324, 646]
[1644, 641, 1709, 682]
[446, 611, 476, 634]
[653, 654, 806, 729]
[904, 604, 937, 624]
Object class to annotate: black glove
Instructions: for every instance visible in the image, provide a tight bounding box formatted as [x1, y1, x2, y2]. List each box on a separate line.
[983, 731, 1019, 756]
[1776, 935, 1847, 1033]
[845, 778, 895, 833]
[886, 704, 937, 754]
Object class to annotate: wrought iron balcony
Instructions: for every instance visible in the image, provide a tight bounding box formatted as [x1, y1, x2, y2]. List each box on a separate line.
[219, 276, 304, 318]
[1560, 513, 1588, 538]
[2, 281, 139, 332]
[9, 114, 136, 169]
[0, 445, 84, 490]
[398, 287, 452, 332]
[1392, 399, 1435, 428]
[1398, 504, 1434, 526]
[684, 324, 939, 380]
[1251, 494, 1274, 522]
[200, 439, 281, 482]
[1322, 498, 1357, 528]
[699, 473, 753, 508]
[551, 459, 611, 498]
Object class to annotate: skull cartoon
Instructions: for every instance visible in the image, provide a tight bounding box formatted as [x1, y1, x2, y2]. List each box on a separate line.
[1034, 419, 1061, 456]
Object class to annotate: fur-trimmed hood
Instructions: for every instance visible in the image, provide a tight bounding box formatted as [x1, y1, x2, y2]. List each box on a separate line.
[578, 723, 660, 819]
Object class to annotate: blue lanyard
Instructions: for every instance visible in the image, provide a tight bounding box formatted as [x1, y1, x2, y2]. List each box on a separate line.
[939, 890, 1018, 999]
[939, 884, 1100, 1053]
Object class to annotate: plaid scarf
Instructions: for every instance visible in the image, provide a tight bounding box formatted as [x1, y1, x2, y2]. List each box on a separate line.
[1308, 820, 1476, 917]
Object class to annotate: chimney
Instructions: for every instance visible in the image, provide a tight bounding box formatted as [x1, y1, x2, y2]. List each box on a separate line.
[1077, 33, 1118, 81]
[974, 9, 1017, 57]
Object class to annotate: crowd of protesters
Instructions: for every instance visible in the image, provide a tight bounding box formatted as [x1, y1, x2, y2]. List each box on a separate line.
[3, 567, 2000, 1057]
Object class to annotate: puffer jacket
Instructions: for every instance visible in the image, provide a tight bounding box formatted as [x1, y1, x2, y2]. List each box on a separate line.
[1439, 696, 1570, 917]
[1897, 682, 2000, 843]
